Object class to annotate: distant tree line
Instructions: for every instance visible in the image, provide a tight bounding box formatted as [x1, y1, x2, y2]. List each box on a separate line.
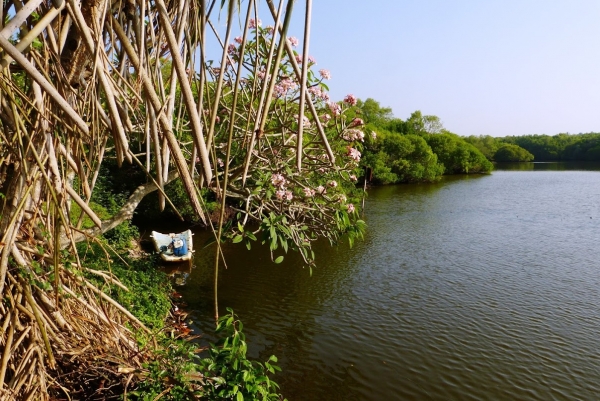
[351, 98, 599, 184]
[465, 133, 600, 162]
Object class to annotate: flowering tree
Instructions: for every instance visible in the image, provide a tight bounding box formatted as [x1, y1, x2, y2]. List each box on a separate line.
[207, 19, 366, 270]
[0, 0, 365, 397]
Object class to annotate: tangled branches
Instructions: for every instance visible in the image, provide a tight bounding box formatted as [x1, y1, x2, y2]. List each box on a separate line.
[0, 0, 365, 397]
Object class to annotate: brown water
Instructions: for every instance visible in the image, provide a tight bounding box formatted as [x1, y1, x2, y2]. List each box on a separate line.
[179, 163, 600, 400]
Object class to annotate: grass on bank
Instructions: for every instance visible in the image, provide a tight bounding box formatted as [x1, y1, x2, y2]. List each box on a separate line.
[75, 224, 285, 400]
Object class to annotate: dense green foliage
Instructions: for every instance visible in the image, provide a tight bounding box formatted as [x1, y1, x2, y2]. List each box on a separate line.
[356, 99, 493, 184]
[494, 144, 534, 162]
[503, 133, 600, 161]
[424, 133, 493, 174]
[466, 133, 600, 162]
[362, 132, 444, 184]
[357, 99, 598, 180]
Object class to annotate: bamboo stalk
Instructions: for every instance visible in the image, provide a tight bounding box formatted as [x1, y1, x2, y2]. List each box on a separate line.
[22, 280, 56, 370]
[155, 0, 213, 184]
[64, 184, 102, 228]
[265, 0, 335, 164]
[296, 0, 312, 171]
[0, 35, 89, 135]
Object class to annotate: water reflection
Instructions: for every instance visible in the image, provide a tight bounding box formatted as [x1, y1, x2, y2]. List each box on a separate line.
[495, 161, 600, 171]
[160, 260, 193, 286]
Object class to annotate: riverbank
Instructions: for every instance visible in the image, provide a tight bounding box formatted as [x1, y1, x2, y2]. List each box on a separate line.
[65, 225, 286, 400]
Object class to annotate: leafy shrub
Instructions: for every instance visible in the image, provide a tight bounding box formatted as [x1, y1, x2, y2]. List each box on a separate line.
[131, 309, 285, 401]
[196, 308, 285, 401]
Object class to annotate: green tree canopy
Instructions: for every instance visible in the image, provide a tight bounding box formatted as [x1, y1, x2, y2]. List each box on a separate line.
[425, 132, 493, 174]
[357, 98, 393, 127]
[494, 144, 535, 162]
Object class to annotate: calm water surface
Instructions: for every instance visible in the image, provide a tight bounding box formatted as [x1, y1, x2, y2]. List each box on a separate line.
[180, 164, 600, 400]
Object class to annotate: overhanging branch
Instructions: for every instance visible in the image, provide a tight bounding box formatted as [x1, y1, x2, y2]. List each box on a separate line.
[60, 171, 180, 248]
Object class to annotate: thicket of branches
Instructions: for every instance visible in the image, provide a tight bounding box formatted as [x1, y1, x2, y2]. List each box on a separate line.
[0, 0, 365, 398]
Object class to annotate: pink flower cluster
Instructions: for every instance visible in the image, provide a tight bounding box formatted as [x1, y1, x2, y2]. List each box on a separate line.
[327, 101, 341, 117]
[347, 204, 355, 213]
[227, 43, 237, 55]
[350, 117, 364, 127]
[274, 77, 298, 97]
[287, 36, 299, 47]
[349, 174, 357, 182]
[344, 94, 357, 106]
[347, 147, 361, 162]
[271, 173, 287, 188]
[294, 54, 317, 65]
[303, 187, 316, 197]
[316, 185, 326, 194]
[276, 189, 293, 201]
[328, 180, 338, 188]
[342, 129, 365, 142]
[319, 69, 331, 80]
[234, 36, 243, 44]
[272, 173, 293, 201]
[294, 114, 311, 127]
[308, 86, 330, 102]
[248, 19, 261, 29]
[371, 131, 377, 139]
[321, 113, 332, 123]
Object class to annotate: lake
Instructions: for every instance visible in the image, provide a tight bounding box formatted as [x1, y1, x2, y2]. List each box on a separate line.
[179, 162, 600, 400]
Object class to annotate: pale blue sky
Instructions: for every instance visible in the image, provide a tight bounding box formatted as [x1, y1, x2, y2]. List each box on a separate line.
[284, 0, 600, 137]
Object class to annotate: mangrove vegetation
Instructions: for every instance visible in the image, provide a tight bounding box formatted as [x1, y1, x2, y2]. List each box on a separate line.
[0, 0, 366, 399]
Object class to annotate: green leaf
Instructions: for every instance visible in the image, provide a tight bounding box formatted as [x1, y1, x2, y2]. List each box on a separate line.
[270, 235, 278, 251]
[232, 235, 244, 244]
[274, 256, 284, 264]
[237, 392, 244, 401]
